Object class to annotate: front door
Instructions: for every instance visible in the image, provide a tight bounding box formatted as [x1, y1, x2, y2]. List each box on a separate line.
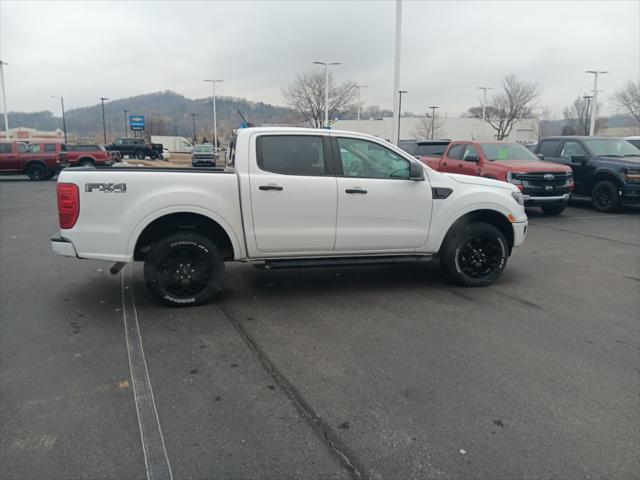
[559, 140, 590, 192]
[459, 144, 481, 176]
[248, 134, 337, 254]
[333, 136, 431, 251]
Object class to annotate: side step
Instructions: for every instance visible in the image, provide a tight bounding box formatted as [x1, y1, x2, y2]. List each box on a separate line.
[256, 255, 433, 270]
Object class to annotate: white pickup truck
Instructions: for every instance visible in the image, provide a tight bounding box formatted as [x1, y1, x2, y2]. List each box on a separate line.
[52, 127, 528, 306]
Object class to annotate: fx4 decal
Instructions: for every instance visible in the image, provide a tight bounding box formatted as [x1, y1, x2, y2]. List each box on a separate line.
[85, 183, 127, 193]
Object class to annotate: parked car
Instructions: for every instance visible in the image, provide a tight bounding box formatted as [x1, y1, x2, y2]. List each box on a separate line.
[534, 136, 640, 212]
[106, 138, 163, 160]
[29, 143, 115, 167]
[625, 136, 640, 150]
[1, 142, 67, 180]
[420, 140, 574, 214]
[400, 140, 450, 159]
[51, 127, 528, 306]
[151, 136, 194, 153]
[191, 143, 216, 167]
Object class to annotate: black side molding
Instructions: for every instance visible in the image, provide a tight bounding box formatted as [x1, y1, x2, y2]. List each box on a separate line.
[432, 187, 453, 199]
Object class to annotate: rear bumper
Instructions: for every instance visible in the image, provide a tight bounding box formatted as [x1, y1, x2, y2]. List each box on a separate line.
[51, 234, 78, 257]
[512, 221, 528, 247]
[523, 193, 570, 207]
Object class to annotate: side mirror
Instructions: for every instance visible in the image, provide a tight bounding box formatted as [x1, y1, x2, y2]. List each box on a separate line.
[537, 153, 545, 160]
[571, 154, 588, 164]
[465, 155, 480, 163]
[409, 161, 425, 181]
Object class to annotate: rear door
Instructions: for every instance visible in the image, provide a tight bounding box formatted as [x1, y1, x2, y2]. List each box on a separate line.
[333, 136, 431, 251]
[0, 143, 18, 172]
[248, 133, 337, 254]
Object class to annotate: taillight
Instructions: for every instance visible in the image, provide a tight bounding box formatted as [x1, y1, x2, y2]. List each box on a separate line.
[57, 183, 79, 229]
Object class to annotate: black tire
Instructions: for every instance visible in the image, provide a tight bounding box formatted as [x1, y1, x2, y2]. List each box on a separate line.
[150, 151, 158, 160]
[440, 222, 508, 287]
[136, 149, 146, 160]
[25, 163, 48, 181]
[144, 232, 224, 306]
[540, 204, 566, 215]
[591, 180, 620, 213]
[79, 159, 95, 167]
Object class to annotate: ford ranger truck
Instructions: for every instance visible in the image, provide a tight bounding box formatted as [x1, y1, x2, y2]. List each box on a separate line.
[420, 141, 574, 214]
[0, 142, 66, 180]
[51, 127, 528, 306]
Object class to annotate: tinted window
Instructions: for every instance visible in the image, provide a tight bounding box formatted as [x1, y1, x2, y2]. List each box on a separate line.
[447, 144, 465, 160]
[417, 144, 448, 156]
[18, 143, 27, 153]
[538, 140, 560, 157]
[28, 144, 41, 153]
[627, 139, 640, 149]
[480, 143, 538, 161]
[462, 145, 480, 160]
[65, 144, 76, 151]
[0, 144, 11, 154]
[560, 141, 588, 160]
[44, 144, 57, 152]
[337, 137, 409, 179]
[257, 135, 325, 176]
[583, 139, 639, 156]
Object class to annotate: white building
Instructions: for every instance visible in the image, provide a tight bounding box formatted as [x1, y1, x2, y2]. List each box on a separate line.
[333, 117, 539, 143]
[0, 126, 67, 143]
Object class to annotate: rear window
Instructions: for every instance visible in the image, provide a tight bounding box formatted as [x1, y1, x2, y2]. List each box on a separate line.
[417, 144, 448, 156]
[538, 140, 561, 157]
[257, 135, 325, 176]
[0, 143, 11, 154]
[44, 144, 58, 152]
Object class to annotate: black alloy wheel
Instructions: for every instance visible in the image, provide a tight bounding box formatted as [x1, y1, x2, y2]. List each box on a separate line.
[591, 180, 620, 213]
[457, 236, 502, 279]
[26, 163, 47, 181]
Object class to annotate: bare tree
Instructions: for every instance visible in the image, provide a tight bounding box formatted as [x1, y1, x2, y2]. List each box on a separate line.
[412, 115, 444, 139]
[611, 78, 640, 124]
[563, 96, 591, 136]
[283, 70, 358, 128]
[467, 74, 539, 140]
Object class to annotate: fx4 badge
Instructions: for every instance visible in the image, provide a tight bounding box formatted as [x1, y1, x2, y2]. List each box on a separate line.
[85, 183, 127, 193]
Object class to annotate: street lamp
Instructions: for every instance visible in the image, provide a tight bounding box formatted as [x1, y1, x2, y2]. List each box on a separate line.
[391, 0, 403, 145]
[190, 113, 198, 145]
[123, 109, 129, 138]
[204, 79, 223, 150]
[313, 61, 341, 128]
[582, 95, 593, 136]
[429, 106, 440, 139]
[99, 97, 109, 144]
[0, 60, 9, 141]
[477, 86, 492, 122]
[51, 95, 67, 143]
[585, 70, 608, 136]
[397, 90, 408, 141]
[355, 84, 368, 131]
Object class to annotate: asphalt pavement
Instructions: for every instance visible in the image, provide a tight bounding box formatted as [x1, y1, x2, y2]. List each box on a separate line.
[1, 177, 638, 479]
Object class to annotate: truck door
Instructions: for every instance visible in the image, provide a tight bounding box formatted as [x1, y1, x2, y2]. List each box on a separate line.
[440, 143, 465, 173]
[459, 144, 482, 176]
[248, 134, 337, 254]
[558, 140, 590, 192]
[0, 143, 19, 172]
[333, 136, 431, 251]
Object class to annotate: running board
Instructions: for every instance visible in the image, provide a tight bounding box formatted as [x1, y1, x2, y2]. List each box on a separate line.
[256, 255, 433, 270]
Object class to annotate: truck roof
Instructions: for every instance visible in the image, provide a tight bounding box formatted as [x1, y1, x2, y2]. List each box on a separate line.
[239, 126, 384, 138]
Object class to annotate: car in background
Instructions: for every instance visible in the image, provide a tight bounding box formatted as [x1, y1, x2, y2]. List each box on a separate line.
[420, 140, 574, 214]
[625, 136, 640, 150]
[65, 144, 115, 167]
[106, 138, 163, 160]
[1, 142, 66, 180]
[535, 136, 640, 212]
[191, 143, 217, 167]
[399, 140, 450, 159]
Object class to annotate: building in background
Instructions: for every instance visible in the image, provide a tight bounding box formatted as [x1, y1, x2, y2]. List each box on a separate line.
[0, 127, 70, 143]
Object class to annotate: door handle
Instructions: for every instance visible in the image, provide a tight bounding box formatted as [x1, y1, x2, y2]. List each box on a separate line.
[345, 188, 367, 194]
[259, 185, 283, 191]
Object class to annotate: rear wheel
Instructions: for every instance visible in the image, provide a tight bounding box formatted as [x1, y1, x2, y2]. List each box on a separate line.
[540, 204, 566, 215]
[144, 232, 224, 306]
[79, 159, 95, 167]
[440, 222, 508, 287]
[25, 163, 48, 181]
[591, 180, 620, 213]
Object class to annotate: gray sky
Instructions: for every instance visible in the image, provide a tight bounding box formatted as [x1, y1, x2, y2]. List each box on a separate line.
[1, 0, 638, 118]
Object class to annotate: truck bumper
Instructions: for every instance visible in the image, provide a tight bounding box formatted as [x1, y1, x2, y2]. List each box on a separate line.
[512, 221, 528, 248]
[51, 234, 78, 257]
[621, 187, 640, 203]
[523, 193, 570, 207]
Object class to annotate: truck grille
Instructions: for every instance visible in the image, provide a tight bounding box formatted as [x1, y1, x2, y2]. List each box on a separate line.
[512, 172, 572, 196]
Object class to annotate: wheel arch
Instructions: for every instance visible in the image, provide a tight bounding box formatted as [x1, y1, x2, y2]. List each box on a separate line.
[590, 170, 621, 190]
[23, 159, 48, 173]
[439, 209, 515, 255]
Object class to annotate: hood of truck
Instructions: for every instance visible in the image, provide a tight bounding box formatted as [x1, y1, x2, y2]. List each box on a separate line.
[484, 160, 571, 172]
[445, 172, 516, 191]
[593, 156, 640, 167]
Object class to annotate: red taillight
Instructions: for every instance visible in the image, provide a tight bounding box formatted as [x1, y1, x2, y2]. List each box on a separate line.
[57, 183, 79, 229]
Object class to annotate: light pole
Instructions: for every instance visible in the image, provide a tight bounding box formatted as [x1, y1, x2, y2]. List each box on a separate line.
[204, 79, 223, 150]
[582, 95, 593, 136]
[397, 90, 407, 141]
[0, 60, 9, 141]
[355, 84, 368, 131]
[123, 109, 129, 137]
[313, 61, 341, 128]
[478, 86, 492, 122]
[391, 0, 402, 145]
[51, 95, 67, 143]
[429, 106, 439, 139]
[99, 97, 109, 144]
[586, 70, 607, 136]
[191, 113, 198, 145]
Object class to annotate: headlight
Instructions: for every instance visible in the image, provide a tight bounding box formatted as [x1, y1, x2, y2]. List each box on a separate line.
[506, 172, 522, 185]
[511, 191, 525, 206]
[623, 169, 640, 183]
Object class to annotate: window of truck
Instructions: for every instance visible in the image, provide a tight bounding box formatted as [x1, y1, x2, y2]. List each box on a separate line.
[480, 143, 538, 161]
[337, 137, 409, 179]
[257, 135, 325, 176]
[583, 139, 639, 157]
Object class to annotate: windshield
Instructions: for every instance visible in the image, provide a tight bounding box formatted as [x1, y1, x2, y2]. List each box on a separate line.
[583, 139, 639, 157]
[480, 143, 539, 161]
[194, 145, 214, 153]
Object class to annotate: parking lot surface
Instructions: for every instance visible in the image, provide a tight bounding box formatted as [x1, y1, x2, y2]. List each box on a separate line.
[1, 178, 639, 479]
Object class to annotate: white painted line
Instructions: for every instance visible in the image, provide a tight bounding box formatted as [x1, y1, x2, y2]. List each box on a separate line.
[121, 265, 173, 480]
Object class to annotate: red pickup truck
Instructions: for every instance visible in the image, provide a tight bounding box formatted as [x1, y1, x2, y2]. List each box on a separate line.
[420, 141, 574, 214]
[27, 143, 116, 167]
[0, 142, 67, 180]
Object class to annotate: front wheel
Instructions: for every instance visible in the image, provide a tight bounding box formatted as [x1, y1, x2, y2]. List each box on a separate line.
[440, 222, 508, 287]
[136, 150, 146, 160]
[591, 180, 620, 213]
[144, 232, 224, 306]
[540, 204, 566, 215]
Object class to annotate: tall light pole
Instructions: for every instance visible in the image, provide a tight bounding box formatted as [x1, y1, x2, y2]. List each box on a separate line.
[313, 61, 341, 128]
[429, 106, 440, 139]
[391, 0, 402, 145]
[477, 86, 492, 122]
[204, 79, 223, 150]
[397, 90, 407, 141]
[582, 95, 593, 136]
[586, 70, 607, 136]
[51, 95, 67, 143]
[355, 84, 368, 131]
[190, 113, 198, 145]
[123, 109, 129, 137]
[0, 60, 9, 141]
[99, 97, 109, 144]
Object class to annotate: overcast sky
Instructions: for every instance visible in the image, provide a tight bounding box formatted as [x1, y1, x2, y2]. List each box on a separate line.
[1, 0, 638, 118]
